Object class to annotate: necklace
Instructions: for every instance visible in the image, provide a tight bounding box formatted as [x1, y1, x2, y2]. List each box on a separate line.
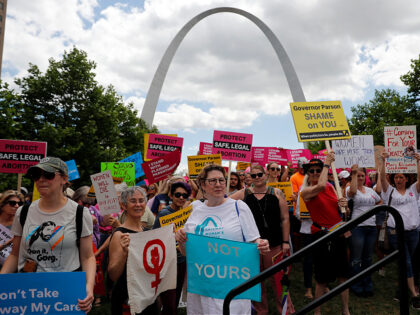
[252, 187, 269, 229]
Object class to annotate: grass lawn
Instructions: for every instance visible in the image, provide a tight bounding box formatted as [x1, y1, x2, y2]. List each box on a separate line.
[91, 255, 418, 314]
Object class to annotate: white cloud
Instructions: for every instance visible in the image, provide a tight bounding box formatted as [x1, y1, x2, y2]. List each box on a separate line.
[4, 0, 420, 132]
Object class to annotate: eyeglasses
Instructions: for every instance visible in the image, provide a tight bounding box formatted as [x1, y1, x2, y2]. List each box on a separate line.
[29, 169, 58, 181]
[205, 178, 226, 186]
[7, 200, 24, 207]
[269, 167, 280, 171]
[250, 172, 264, 179]
[173, 192, 189, 199]
[308, 169, 322, 174]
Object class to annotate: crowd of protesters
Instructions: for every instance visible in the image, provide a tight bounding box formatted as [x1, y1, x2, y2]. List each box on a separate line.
[1, 150, 420, 314]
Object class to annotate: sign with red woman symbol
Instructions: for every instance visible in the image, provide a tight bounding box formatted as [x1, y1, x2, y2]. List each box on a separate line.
[127, 225, 177, 314]
[143, 239, 166, 294]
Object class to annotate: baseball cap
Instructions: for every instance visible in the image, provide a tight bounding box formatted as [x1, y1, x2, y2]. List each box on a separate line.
[338, 170, 350, 179]
[26, 157, 69, 177]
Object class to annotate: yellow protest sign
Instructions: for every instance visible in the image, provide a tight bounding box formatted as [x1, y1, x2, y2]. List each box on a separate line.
[236, 162, 251, 171]
[267, 182, 293, 206]
[33, 183, 40, 201]
[290, 101, 351, 142]
[298, 194, 311, 219]
[187, 154, 222, 178]
[159, 205, 193, 231]
[144, 133, 178, 161]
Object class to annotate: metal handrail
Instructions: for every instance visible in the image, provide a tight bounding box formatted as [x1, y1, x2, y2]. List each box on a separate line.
[223, 205, 408, 314]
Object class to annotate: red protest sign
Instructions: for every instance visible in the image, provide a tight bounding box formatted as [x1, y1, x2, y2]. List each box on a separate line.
[0, 139, 47, 174]
[199, 142, 213, 155]
[142, 150, 181, 185]
[146, 134, 183, 160]
[251, 147, 288, 166]
[251, 147, 266, 166]
[212, 130, 253, 162]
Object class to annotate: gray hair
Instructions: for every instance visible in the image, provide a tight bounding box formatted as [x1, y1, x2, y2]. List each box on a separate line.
[120, 186, 147, 206]
[115, 182, 129, 193]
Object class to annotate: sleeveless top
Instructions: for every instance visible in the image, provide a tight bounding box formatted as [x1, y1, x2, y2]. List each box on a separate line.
[244, 187, 283, 247]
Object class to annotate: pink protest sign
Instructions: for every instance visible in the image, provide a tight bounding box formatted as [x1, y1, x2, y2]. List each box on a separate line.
[212, 131, 253, 162]
[251, 147, 266, 165]
[286, 149, 312, 168]
[267, 147, 288, 165]
[312, 154, 326, 162]
[142, 149, 181, 185]
[199, 142, 213, 155]
[385, 125, 417, 173]
[146, 134, 183, 160]
[0, 139, 47, 174]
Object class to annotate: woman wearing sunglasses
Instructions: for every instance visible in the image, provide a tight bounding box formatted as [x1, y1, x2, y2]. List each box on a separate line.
[231, 164, 291, 314]
[300, 154, 350, 315]
[0, 157, 95, 313]
[266, 162, 288, 184]
[176, 164, 269, 315]
[153, 182, 191, 314]
[0, 190, 24, 268]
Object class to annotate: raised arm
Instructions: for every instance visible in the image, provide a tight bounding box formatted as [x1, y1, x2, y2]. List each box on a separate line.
[301, 152, 334, 201]
[379, 152, 390, 193]
[347, 164, 358, 198]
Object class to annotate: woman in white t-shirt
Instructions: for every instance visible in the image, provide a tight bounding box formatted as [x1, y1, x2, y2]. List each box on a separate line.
[0, 157, 95, 313]
[176, 164, 270, 315]
[346, 164, 382, 297]
[379, 152, 420, 307]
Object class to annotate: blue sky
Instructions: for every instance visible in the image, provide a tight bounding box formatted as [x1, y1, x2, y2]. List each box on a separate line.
[4, 0, 420, 173]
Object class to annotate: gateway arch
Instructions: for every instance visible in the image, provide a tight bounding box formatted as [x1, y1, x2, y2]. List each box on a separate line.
[140, 7, 306, 126]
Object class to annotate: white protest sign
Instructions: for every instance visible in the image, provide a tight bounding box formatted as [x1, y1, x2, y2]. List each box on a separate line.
[0, 224, 13, 265]
[385, 126, 417, 173]
[332, 135, 375, 168]
[90, 170, 120, 215]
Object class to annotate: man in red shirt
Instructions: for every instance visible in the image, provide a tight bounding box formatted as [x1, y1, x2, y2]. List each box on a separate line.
[301, 153, 350, 315]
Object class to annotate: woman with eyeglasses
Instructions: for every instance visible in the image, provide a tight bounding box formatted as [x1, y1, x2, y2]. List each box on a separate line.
[231, 164, 291, 314]
[108, 186, 158, 315]
[0, 157, 95, 313]
[153, 182, 191, 315]
[0, 190, 24, 268]
[300, 154, 350, 315]
[175, 164, 269, 315]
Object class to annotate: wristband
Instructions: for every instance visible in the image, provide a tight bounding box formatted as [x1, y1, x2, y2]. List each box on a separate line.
[282, 240, 289, 244]
[323, 164, 330, 168]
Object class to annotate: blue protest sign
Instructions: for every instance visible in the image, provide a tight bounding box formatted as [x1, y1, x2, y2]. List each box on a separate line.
[186, 233, 261, 301]
[65, 160, 80, 181]
[0, 272, 85, 314]
[119, 152, 145, 179]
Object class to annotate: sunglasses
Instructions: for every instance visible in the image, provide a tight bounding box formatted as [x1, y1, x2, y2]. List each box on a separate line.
[269, 167, 281, 171]
[173, 192, 189, 199]
[8, 200, 24, 207]
[250, 172, 264, 179]
[308, 169, 322, 174]
[29, 169, 58, 181]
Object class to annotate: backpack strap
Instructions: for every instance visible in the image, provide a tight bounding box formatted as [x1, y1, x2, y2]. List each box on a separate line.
[19, 203, 30, 228]
[235, 201, 246, 242]
[76, 205, 84, 249]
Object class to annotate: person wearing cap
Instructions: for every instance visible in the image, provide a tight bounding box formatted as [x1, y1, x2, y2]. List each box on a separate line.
[338, 170, 351, 196]
[0, 157, 96, 313]
[300, 152, 350, 315]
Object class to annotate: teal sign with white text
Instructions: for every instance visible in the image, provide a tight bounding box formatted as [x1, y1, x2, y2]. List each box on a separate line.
[186, 233, 261, 301]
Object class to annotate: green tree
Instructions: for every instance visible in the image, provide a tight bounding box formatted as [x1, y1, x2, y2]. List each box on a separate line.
[0, 47, 158, 191]
[348, 54, 420, 146]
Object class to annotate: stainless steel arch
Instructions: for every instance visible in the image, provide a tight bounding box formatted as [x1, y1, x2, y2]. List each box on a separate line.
[141, 7, 306, 126]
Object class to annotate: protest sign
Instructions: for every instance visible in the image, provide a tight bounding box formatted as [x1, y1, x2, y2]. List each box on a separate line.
[127, 225, 176, 314]
[311, 154, 326, 162]
[267, 147, 288, 165]
[65, 160, 80, 181]
[0, 224, 13, 265]
[0, 272, 85, 314]
[213, 130, 253, 162]
[101, 162, 135, 186]
[236, 162, 251, 171]
[290, 101, 351, 142]
[141, 149, 181, 185]
[159, 205, 193, 232]
[199, 142, 213, 155]
[119, 152, 145, 180]
[90, 170, 120, 215]
[384, 126, 417, 173]
[144, 134, 178, 161]
[267, 182, 294, 206]
[186, 233, 261, 301]
[187, 154, 221, 178]
[251, 147, 266, 165]
[146, 134, 183, 160]
[297, 194, 311, 219]
[332, 135, 375, 168]
[0, 139, 47, 174]
[374, 145, 385, 169]
[286, 149, 312, 168]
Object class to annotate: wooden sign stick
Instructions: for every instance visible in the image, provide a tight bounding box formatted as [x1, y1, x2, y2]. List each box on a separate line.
[325, 141, 346, 214]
